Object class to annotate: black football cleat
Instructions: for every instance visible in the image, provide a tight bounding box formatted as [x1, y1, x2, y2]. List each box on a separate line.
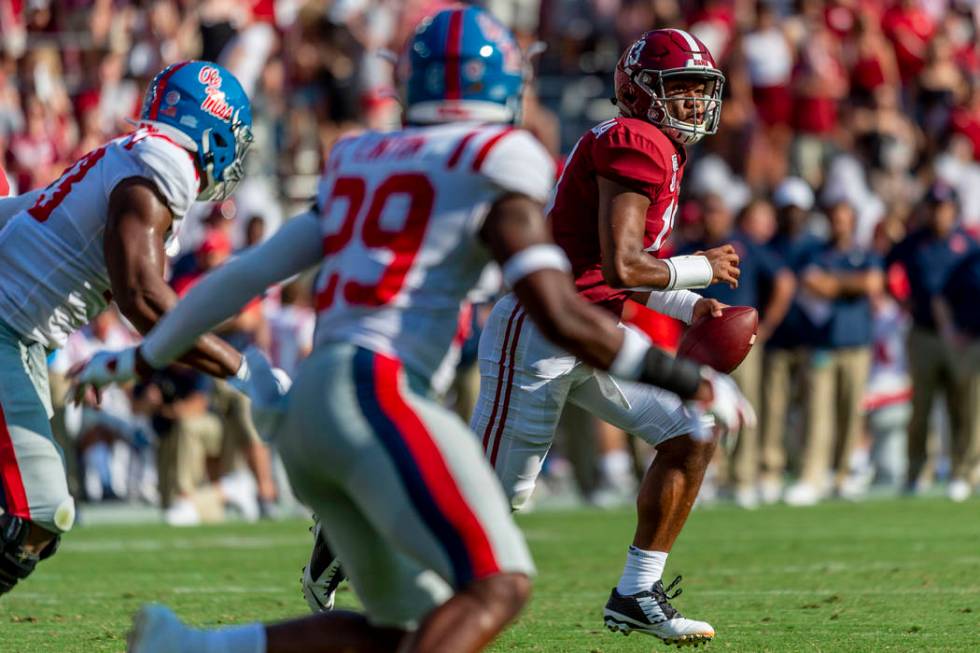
[603, 575, 715, 647]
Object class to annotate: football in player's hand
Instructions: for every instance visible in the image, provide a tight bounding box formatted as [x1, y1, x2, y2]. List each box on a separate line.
[676, 306, 758, 373]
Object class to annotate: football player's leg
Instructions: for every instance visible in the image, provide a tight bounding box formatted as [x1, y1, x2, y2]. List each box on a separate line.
[0, 330, 74, 597]
[338, 347, 533, 650]
[570, 376, 715, 645]
[470, 295, 577, 510]
[281, 346, 533, 651]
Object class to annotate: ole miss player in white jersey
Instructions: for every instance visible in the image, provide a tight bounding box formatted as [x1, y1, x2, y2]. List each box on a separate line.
[71, 9, 745, 653]
[469, 29, 750, 645]
[0, 61, 274, 598]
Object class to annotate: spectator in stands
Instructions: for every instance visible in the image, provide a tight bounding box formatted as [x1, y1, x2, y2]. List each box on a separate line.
[680, 193, 795, 508]
[886, 182, 978, 495]
[785, 201, 884, 505]
[882, 0, 936, 85]
[789, 18, 848, 189]
[759, 177, 820, 504]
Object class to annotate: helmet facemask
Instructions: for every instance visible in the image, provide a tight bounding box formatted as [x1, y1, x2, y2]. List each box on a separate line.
[197, 111, 253, 201]
[634, 69, 725, 145]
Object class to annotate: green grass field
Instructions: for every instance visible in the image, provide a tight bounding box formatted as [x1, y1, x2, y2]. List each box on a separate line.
[2, 498, 978, 652]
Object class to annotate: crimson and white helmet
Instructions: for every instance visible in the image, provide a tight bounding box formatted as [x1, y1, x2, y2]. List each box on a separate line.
[614, 29, 725, 145]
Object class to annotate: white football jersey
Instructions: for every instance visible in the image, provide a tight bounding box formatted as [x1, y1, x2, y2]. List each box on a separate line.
[0, 127, 199, 348]
[312, 122, 555, 384]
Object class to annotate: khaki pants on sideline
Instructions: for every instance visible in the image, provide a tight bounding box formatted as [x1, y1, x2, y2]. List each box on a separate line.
[210, 379, 261, 476]
[713, 343, 762, 490]
[799, 347, 872, 487]
[157, 413, 222, 508]
[953, 340, 980, 484]
[760, 347, 809, 483]
[906, 328, 964, 486]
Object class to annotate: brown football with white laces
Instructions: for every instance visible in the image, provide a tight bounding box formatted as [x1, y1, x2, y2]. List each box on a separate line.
[676, 306, 758, 374]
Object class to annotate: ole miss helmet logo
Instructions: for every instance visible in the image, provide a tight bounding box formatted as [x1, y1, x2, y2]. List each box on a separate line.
[198, 66, 234, 122]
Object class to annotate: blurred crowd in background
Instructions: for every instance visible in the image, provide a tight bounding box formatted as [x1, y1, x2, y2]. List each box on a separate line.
[2, 0, 980, 523]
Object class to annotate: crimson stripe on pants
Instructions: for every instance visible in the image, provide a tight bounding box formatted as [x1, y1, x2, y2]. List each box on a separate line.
[481, 303, 522, 454]
[488, 310, 527, 467]
[0, 402, 30, 518]
[366, 351, 501, 583]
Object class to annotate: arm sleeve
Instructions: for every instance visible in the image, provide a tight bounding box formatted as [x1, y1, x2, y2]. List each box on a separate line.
[141, 211, 323, 367]
[478, 130, 556, 204]
[645, 289, 702, 323]
[591, 123, 669, 198]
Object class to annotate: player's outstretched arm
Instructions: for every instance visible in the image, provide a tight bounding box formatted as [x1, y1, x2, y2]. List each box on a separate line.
[597, 176, 740, 291]
[480, 193, 711, 402]
[136, 210, 322, 370]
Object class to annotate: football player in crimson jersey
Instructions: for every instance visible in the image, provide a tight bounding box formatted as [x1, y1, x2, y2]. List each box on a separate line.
[70, 9, 746, 653]
[0, 61, 276, 598]
[470, 29, 748, 645]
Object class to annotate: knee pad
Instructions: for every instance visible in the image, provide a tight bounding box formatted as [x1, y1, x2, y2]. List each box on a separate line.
[0, 513, 60, 596]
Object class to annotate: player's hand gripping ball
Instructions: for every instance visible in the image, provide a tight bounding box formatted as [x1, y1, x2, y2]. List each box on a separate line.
[677, 306, 758, 373]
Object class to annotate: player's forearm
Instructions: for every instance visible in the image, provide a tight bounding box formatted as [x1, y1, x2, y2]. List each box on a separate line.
[515, 272, 707, 400]
[120, 280, 243, 377]
[603, 251, 671, 290]
[515, 271, 623, 367]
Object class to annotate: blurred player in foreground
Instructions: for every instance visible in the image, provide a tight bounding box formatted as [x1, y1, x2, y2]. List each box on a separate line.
[0, 61, 265, 597]
[469, 29, 748, 645]
[71, 8, 747, 653]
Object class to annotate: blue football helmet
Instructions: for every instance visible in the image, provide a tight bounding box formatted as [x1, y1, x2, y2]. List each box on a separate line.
[139, 61, 253, 201]
[406, 6, 525, 125]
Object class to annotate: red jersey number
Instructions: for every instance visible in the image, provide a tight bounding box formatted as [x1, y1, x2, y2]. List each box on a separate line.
[28, 146, 109, 223]
[316, 172, 435, 311]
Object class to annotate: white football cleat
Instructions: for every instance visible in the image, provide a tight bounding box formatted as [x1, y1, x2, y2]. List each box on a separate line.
[758, 478, 783, 505]
[734, 486, 759, 510]
[128, 604, 187, 653]
[301, 519, 346, 612]
[604, 576, 715, 646]
[163, 498, 201, 527]
[783, 482, 824, 507]
[948, 479, 971, 503]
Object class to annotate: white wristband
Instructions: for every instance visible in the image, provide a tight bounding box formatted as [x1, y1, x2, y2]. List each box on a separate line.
[502, 244, 571, 287]
[664, 255, 713, 290]
[609, 327, 651, 380]
[645, 289, 701, 324]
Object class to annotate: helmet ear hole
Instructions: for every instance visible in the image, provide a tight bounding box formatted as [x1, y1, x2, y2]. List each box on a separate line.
[213, 133, 227, 148]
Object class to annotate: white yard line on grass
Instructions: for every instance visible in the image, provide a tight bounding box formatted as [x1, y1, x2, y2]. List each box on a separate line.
[63, 535, 305, 552]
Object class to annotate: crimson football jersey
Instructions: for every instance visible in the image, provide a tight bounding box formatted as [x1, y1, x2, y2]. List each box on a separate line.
[549, 116, 685, 318]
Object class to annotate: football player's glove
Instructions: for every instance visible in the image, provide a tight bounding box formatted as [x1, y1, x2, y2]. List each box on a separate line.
[694, 369, 756, 450]
[227, 346, 292, 439]
[67, 347, 137, 404]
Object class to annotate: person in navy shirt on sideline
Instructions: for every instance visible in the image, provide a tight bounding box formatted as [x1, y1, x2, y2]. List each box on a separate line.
[679, 193, 795, 508]
[758, 177, 822, 504]
[935, 248, 980, 501]
[784, 201, 884, 505]
[886, 182, 978, 496]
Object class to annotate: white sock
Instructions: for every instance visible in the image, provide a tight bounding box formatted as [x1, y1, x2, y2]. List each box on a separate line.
[616, 546, 668, 595]
[183, 623, 267, 653]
